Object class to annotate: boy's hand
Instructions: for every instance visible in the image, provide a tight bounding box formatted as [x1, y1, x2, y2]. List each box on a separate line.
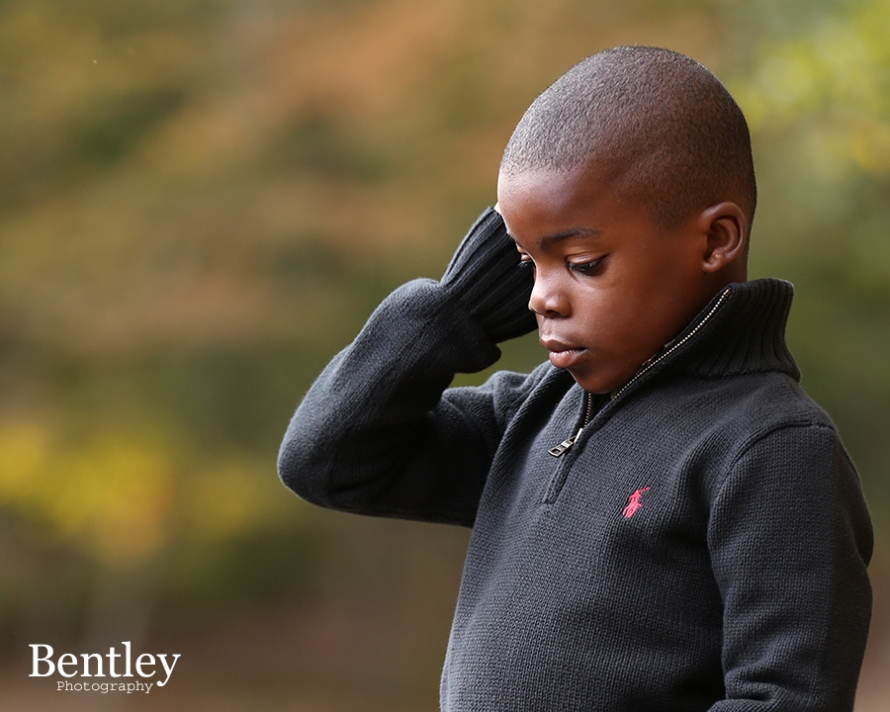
[440, 207, 537, 343]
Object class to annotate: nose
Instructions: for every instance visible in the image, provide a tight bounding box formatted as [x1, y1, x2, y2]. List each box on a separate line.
[528, 270, 571, 317]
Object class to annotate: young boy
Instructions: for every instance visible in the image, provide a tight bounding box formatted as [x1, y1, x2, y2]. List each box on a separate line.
[278, 46, 873, 711]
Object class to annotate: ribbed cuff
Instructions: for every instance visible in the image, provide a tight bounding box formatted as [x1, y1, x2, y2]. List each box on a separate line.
[440, 208, 537, 343]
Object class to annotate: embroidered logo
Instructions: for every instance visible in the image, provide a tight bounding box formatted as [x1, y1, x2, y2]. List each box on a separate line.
[622, 487, 650, 519]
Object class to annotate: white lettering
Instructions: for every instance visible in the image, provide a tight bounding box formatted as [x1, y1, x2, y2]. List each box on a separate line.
[30, 644, 55, 677]
[31, 642, 176, 689]
[135, 653, 155, 678]
[123, 641, 133, 677]
[57, 653, 78, 678]
[156, 654, 180, 687]
[81, 653, 104, 677]
[108, 646, 122, 678]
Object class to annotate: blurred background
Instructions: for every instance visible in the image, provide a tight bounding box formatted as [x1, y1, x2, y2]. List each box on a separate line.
[1, 0, 888, 709]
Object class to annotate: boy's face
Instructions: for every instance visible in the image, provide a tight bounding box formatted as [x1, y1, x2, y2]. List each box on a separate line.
[497, 167, 715, 395]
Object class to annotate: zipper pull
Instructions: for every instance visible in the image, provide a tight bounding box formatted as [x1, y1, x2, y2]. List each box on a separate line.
[548, 427, 584, 458]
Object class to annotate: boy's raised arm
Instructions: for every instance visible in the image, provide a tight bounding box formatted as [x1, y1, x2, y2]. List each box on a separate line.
[277, 208, 537, 525]
[707, 423, 873, 711]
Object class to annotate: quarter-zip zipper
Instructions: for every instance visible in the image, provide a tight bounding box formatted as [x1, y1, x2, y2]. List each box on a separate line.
[548, 391, 594, 457]
[546, 286, 732, 458]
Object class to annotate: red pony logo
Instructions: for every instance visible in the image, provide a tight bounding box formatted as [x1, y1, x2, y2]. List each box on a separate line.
[622, 487, 650, 519]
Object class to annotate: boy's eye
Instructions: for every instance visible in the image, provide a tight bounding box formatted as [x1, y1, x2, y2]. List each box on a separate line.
[568, 256, 606, 275]
[518, 257, 535, 271]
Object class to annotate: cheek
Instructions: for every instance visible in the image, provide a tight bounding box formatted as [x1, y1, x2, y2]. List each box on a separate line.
[574, 286, 634, 342]
[623, 246, 701, 313]
[577, 279, 676, 360]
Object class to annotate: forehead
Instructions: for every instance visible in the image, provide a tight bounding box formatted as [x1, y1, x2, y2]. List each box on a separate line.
[496, 166, 656, 247]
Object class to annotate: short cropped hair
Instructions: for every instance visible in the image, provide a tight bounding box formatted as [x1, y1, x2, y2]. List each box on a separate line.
[500, 46, 756, 230]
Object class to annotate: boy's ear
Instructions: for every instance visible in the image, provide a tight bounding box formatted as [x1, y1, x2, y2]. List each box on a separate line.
[698, 202, 747, 273]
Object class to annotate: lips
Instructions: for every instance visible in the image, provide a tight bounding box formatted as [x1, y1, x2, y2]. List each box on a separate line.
[540, 337, 587, 369]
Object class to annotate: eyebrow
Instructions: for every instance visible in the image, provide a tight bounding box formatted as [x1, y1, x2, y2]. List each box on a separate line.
[507, 226, 602, 251]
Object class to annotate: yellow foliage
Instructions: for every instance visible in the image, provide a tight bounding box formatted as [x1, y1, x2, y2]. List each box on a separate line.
[0, 420, 286, 566]
[734, 0, 890, 176]
[0, 422, 50, 499]
[847, 118, 890, 173]
[54, 436, 173, 562]
[183, 459, 288, 541]
[0, 421, 172, 564]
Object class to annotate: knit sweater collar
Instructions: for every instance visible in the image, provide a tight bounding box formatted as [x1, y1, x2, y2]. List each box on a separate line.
[611, 278, 800, 401]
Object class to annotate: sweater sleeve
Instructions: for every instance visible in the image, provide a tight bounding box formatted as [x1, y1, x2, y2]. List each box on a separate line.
[277, 277, 542, 526]
[707, 423, 873, 711]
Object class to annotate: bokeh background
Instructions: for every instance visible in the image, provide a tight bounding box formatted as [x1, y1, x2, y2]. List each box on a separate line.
[1, 0, 889, 709]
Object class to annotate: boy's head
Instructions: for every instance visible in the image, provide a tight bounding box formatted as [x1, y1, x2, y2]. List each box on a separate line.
[496, 46, 755, 394]
[500, 46, 756, 230]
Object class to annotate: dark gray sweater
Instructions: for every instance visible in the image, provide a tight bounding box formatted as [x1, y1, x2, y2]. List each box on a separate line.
[278, 219, 873, 711]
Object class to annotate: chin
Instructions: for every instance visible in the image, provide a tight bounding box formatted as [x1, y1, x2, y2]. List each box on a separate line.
[568, 371, 613, 395]
[569, 362, 638, 395]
